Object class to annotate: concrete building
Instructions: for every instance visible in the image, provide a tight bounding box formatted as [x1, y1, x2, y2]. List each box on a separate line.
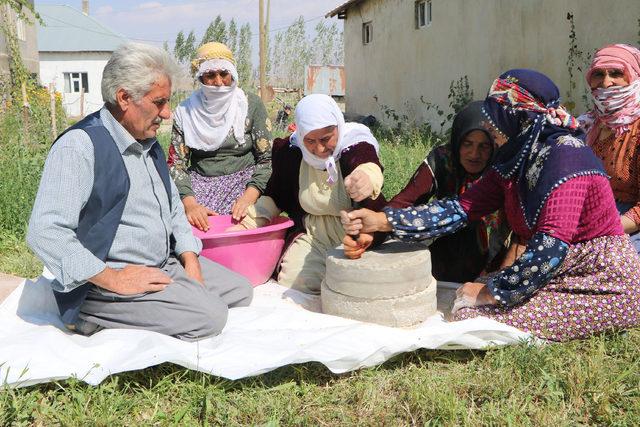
[0, 1, 39, 77]
[36, 4, 126, 117]
[327, 0, 640, 129]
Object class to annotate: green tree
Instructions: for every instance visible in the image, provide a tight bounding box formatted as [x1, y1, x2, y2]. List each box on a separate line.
[269, 31, 285, 86]
[183, 30, 197, 62]
[312, 21, 342, 65]
[283, 16, 312, 88]
[227, 19, 238, 55]
[237, 23, 253, 86]
[174, 30, 185, 62]
[201, 15, 227, 46]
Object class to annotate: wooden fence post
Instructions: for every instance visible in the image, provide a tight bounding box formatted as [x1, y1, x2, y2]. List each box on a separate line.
[49, 83, 57, 140]
[79, 87, 85, 118]
[21, 81, 30, 145]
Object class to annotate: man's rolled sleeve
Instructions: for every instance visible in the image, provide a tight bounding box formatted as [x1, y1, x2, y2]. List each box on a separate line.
[169, 179, 203, 256]
[58, 250, 106, 292]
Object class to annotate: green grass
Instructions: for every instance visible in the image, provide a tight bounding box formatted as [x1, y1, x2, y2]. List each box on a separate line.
[2, 331, 640, 425]
[2, 111, 640, 425]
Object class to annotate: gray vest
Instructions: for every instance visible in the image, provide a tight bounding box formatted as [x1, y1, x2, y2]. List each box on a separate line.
[52, 110, 173, 324]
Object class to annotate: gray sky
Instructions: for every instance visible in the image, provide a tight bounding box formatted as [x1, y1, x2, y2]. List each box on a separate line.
[35, 0, 345, 55]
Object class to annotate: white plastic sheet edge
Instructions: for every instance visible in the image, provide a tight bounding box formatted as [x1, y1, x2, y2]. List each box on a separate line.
[0, 277, 531, 388]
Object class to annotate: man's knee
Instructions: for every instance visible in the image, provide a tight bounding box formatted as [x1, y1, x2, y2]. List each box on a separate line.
[175, 293, 229, 341]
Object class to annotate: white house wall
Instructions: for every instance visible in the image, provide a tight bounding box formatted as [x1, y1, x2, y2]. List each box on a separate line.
[39, 51, 111, 118]
[343, 0, 640, 129]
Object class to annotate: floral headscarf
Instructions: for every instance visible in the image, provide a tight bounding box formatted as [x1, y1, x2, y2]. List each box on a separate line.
[483, 69, 606, 229]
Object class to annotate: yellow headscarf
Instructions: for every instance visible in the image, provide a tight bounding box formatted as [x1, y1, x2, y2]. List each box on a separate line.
[191, 42, 236, 75]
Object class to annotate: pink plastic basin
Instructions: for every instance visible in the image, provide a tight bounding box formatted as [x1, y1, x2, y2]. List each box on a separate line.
[192, 215, 294, 286]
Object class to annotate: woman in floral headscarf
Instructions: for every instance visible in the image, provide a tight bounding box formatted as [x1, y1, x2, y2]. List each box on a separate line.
[342, 69, 640, 341]
[581, 44, 640, 253]
[169, 42, 272, 230]
[232, 94, 386, 294]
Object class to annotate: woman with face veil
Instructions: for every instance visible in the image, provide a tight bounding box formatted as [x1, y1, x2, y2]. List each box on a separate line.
[169, 42, 272, 230]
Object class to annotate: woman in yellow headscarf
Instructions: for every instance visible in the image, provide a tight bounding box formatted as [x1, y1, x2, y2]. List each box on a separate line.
[169, 42, 272, 231]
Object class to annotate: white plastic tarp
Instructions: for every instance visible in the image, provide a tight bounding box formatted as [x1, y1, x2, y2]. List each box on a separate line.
[0, 277, 530, 388]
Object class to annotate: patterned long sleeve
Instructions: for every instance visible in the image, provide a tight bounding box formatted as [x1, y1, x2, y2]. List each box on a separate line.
[246, 95, 273, 193]
[486, 232, 568, 307]
[168, 122, 194, 199]
[486, 176, 597, 306]
[382, 198, 468, 241]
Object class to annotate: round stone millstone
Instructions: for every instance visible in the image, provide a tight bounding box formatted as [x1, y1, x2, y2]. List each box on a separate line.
[321, 240, 438, 327]
[321, 278, 437, 328]
[324, 240, 433, 299]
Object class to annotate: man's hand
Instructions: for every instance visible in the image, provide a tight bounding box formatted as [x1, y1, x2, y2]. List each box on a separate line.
[344, 170, 374, 202]
[340, 208, 392, 235]
[91, 265, 172, 295]
[183, 196, 217, 231]
[451, 282, 497, 314]
[231, 186, 260, 221]
[342, 233, 374, 259]
[180, 251, 203, 284]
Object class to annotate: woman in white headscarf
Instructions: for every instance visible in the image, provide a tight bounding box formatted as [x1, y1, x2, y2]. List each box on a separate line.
[169, 42, 272, 231]
[232, 94, 386, 294]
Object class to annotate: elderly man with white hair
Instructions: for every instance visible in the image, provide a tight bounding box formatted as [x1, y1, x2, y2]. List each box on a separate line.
[27, 42, 253, 341]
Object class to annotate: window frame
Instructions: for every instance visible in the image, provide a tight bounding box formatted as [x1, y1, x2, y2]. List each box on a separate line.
[362, 21, 372, 45]
[63, 72, 89, 94]
[415, 0, 432, 29]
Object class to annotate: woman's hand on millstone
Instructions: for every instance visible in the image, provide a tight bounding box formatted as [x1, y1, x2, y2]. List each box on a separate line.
[344, 170, 373, 202]
[340, 209, 392, 234]
[451, 282, 497, 314]
[183, 196, 217, 231]
[342, 233, 374, 259]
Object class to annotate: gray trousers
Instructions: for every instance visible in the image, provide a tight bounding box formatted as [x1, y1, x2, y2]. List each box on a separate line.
[77, 256, 253, 341]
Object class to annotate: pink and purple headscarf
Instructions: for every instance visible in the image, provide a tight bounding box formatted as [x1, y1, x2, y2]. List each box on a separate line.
[585, 44, 640, 138]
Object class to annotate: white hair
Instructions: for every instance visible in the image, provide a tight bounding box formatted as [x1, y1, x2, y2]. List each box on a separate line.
[101, 42, 182, 106]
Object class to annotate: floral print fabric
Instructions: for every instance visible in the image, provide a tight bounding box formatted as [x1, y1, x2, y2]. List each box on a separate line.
[486, 232, 568, 307]
[455, 235, 640, 341]
[382, 198, 468, 241]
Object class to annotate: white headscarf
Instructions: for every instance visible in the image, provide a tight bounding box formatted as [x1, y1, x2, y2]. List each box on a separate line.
[173, 59, 249, 151]
[290, 94, 379, 185]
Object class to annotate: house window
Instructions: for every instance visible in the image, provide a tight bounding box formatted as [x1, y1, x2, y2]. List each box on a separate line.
[362, 21, 372, 45]
[416, 0, 432, 28]
[15, 16, 26, 41]
[63, 72, 89, 93]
